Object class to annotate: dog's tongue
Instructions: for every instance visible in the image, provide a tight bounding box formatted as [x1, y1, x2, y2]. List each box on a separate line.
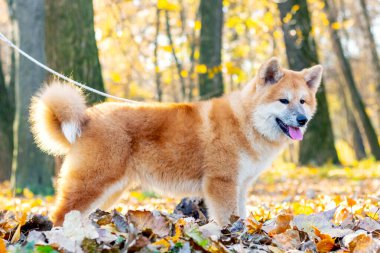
[289, 127, 303, 140]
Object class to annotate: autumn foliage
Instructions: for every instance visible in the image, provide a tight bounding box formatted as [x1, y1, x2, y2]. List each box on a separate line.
[1, 161, 380, 252]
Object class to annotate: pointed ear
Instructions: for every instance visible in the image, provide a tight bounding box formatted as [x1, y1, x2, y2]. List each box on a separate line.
[258, 57, 284, 85]
[304, 65, 323, 90]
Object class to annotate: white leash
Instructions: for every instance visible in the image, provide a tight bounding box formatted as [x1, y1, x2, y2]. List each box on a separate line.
[0, 31, 140, 104]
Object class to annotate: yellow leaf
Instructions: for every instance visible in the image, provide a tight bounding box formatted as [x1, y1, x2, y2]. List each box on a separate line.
[172, 218, 186, 241]
[180, 70, 188, 78]
[235, 23, 245, 35]
[283, 13, 293, 24]
[292, 203, 314, 215]
[194, 20, 201, 31]
[247, 215, 262, 234]
[157, 0, 180, 12]
[317, 2, 325, 9]
[222, 0, 231, 7]
[321, 13, 329, 26]
[194, 50, 200, 60]
[30, 198, 43, 208]
[226, 16, 242, 28]
[23, 188, 34, 199]
[45, 196, 55, 203]
[110, 72, 121, 83]
[16, 212, 27, 226]
[263, 13, 274, 28]
[152, 218, 185, 251]
[273, 30, 282, 40]
[291, 4, 300, 13]
[160, 45, 172, 52]
[246, 18, 259, 29]
[130, 191, 146, 201]
[152, 238, 171, 251]
[331, 22, 341, 30]
[366, 211, 379, 220]
[196, 64, 207, 74]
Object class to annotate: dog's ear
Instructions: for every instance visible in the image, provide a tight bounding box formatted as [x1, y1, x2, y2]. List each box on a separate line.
[304, 65, 323, 91]
[258, 57, 284, 85]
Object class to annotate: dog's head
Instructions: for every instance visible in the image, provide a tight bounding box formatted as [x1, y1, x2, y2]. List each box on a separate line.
[246, 57, 323, 142]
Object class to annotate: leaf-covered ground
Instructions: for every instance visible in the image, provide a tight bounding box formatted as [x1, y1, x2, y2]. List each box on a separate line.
[1, 160, 380, 252]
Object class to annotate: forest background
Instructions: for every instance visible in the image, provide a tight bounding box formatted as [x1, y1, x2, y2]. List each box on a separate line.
[1, 0, 379, 193]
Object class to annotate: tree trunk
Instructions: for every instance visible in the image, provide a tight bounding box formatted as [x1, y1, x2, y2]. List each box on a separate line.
[323, 0, 380, 160]
[187, 7, 200, 101]
[0, 53, 13, 181]
[165, 11, 186, 101]
[359, 0, 380, 98]
[341, 83, 366, 160]
[154, 9, 162, 102]
[278, 0, 339, 165]
[0, 1, 17, 182]
[45, 0, 105, 105]
[10, 0, 54, 194]
[198, 0, 224, 100]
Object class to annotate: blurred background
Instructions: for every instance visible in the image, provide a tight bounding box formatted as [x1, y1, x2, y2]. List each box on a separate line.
[0, 0, 380, 196]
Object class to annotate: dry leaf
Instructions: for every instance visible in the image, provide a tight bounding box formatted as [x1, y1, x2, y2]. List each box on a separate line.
[358, 217, 380, 232]
[314, 227, 335, 253]
[199, 222, 221, 240]
[0, 239, 6, 253]
[348, 234, 380, 253]
[268, 214, 293, 236]
[316, 238, 335, 253]
[127, 210, 171, 237]
[247, 216, 263, 234]
[272, 229, 301, 250]
[62, 210, 98, 241]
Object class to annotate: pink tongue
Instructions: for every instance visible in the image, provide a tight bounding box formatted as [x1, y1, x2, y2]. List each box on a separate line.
[289, 127, 303, 140]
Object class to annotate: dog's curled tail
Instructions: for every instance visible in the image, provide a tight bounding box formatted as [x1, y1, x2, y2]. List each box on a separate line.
[30, 81, 87, 155]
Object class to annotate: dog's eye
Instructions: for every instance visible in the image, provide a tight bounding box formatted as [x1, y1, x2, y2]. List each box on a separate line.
[279, 99, 289, 104]
[300, 99, 305, 104]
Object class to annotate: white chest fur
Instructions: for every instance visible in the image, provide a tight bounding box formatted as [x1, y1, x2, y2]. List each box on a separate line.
[237, 150, 279, 188]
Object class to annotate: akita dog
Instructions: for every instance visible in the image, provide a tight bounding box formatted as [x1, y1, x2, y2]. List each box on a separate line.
[30, 58, 323, 226]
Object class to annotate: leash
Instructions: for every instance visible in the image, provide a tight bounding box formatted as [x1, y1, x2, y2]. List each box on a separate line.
[0, 31, 140, 104]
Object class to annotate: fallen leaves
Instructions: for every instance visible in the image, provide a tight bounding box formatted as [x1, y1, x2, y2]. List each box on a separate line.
[1, 204, 380, 252]
[1, 161, 380, 252]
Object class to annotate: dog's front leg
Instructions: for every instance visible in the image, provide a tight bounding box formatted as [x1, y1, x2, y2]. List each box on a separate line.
[238, 176, 255, 219]
[238, 187, 248, 219]
[202, 176, 238, 226]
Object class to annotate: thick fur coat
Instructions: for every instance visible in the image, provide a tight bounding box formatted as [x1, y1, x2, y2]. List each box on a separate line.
[30, 58, 323, 225]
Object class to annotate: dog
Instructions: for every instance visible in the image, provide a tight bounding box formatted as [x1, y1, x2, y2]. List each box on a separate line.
[30, 58, 323, 226]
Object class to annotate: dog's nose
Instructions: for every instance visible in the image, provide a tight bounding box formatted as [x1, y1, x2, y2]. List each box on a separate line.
[297, 115, 308, 126]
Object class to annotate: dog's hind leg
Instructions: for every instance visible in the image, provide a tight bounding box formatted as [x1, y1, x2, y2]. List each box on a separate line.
[50, 155, 129, 226]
